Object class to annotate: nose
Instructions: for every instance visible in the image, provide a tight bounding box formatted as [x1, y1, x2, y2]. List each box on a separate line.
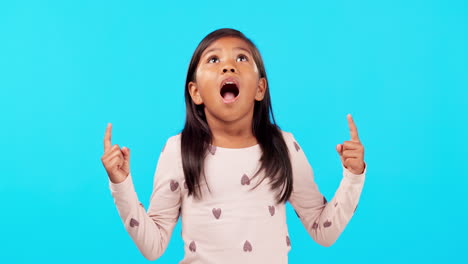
[221, 58, 237, 74]
[222, 67, 236, 73]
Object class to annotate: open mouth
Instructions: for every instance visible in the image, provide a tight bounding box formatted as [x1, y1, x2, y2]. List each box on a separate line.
[220, 78, 240, 103]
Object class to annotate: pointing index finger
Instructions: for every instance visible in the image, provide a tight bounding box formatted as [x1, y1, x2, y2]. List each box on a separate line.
[104, 123, 112, 151]
[347, 114, 360, 142]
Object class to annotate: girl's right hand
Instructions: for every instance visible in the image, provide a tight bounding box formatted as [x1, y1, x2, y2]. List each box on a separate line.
[101, 123, 131, 184]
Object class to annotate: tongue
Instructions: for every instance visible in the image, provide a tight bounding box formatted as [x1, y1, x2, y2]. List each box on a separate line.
[223, 92, 235, 100]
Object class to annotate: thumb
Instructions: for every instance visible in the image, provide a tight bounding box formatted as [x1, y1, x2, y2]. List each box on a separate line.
[121, 147, 131, 175]
[336, 144, 343, 155]
[122, 147, 130, 161]
[336, 144, 346, 167]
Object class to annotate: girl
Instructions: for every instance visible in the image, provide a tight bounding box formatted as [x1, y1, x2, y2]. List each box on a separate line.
[101, 28, 366, 263]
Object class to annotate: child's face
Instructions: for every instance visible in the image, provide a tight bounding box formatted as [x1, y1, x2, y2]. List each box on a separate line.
[188, 37, 266, 125]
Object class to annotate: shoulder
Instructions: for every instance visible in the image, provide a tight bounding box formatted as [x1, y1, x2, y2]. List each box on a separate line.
[155, 133, 183, 172]
[165, 133, 182, 146]
[279, 129, 303, 153]
[160, 133, 182, 156]
[279, 130, 313, 174]
[280, 129, 293, 141]
[279, 129, 296, 145]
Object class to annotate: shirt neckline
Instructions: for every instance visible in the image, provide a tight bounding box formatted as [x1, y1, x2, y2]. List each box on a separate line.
[209, 143, 260, 151]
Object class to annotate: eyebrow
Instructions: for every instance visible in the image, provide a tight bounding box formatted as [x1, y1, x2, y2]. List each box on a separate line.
[202, 47, 252, 57]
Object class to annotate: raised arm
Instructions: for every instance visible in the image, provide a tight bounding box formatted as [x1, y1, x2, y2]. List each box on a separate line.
[107, 132, 182, 260]
[285, 115, 366, 247]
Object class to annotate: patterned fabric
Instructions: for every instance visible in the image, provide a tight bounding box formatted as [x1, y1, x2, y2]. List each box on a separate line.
[109, 131, 366, 263]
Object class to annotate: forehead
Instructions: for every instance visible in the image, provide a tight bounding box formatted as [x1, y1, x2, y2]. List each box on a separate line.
[202, 37, 253, 56]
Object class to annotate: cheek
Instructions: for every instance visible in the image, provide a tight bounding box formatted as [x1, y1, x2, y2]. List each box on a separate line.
[253, 62, 259, 74]
[196, 62, 220, 76]
[197, 67, 218, 79]
[243, 72, 260, 92]
[195, 69, 220, 100]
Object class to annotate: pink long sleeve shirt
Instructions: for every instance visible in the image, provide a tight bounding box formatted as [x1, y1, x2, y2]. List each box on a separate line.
[109, 131, 366, 263]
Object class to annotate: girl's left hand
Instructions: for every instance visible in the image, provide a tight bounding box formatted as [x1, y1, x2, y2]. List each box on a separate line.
[336, 114, 366, 175]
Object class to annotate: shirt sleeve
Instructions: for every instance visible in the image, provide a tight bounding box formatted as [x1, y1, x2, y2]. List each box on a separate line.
[109, 135, 182, 260]
[284, 131, 366, 247]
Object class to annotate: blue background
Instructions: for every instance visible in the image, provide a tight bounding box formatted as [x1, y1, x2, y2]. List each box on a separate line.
[1, 0, 466, 263]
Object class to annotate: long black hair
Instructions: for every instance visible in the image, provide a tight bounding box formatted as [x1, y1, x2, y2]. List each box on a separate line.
[181, 28, 292, 203]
